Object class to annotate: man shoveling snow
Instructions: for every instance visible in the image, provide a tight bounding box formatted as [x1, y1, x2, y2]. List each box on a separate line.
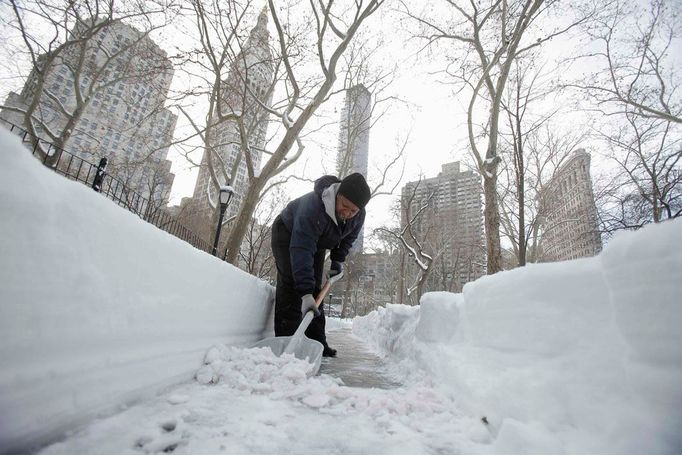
[270, 173, 371, 358]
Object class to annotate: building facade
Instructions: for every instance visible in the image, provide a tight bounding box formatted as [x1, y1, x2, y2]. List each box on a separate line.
[0, 19, 177, 207]
[336, 84, 371, 253]
[401, 162, 485, 292]
[538, 149, 602, 261]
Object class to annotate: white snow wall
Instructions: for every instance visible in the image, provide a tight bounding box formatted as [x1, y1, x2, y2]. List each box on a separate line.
[354, 219, 682, 455]
[0, 129, 275, 453]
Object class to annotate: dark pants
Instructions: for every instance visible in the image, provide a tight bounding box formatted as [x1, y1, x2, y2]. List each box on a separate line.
[271, 217, 329, 348]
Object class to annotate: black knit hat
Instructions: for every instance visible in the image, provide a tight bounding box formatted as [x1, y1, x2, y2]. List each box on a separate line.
[338, 172, 371, 209]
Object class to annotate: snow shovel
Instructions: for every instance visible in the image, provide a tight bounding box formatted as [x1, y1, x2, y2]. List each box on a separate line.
[252, 276, 338, 376]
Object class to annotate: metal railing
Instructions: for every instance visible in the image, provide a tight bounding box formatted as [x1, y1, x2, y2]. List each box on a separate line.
[1, 118, 212, 254]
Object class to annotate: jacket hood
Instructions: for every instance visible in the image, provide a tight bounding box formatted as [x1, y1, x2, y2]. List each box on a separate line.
[314, 175, 341, 196]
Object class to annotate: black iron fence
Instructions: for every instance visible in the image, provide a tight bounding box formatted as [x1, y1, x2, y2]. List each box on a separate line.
[1, 119, 212, 254]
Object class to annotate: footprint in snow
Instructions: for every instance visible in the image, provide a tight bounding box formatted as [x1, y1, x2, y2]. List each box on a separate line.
[166, 394, 190, 405]
[160, 419, 177, 432]
[133, 417, 187, 453]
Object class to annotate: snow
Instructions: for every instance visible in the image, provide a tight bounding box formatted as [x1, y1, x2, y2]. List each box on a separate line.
[2, 126, 681, 455]
[324, 316, 354, 331]
[37, 344, 486, 455]
[414, 291, 461, 343]
[0, 129, 274, 452]
[354, 219, 682, 455]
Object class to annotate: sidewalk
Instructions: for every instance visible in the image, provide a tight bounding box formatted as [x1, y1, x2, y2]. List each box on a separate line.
[36, 328, 477, 454]
[320, 328, 401, 389]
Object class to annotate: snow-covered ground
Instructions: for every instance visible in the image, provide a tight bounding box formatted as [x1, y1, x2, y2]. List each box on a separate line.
[38, 337, 489, 455]
[0, 129, 273, 452]
[1, 127, 681, 455]
[354, 219, 682, 455]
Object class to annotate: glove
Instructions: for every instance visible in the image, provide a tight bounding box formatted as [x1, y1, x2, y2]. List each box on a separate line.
[328, 260, 344, 284]
[300, 294, 320, 316]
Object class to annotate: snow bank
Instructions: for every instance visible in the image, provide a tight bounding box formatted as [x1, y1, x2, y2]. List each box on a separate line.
[325, 316, 354, 331]
[414, 292, 462, 343]
[193, 344, 481, 443]
[354, 220, 682, 455]
[601, 221, 682, 366]
[354, 304, 420, 360]
[0, 129, 274, 453]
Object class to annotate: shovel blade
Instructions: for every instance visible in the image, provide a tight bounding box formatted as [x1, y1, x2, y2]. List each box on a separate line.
[251, 335, 323, 376]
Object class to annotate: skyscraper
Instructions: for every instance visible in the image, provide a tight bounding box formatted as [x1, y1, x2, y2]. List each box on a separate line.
[336, 84, 371, 253]
[0, 19, 177, 207]
[538, 149, 602, 261]
[186, 8, 274, 242]
[336, 84, 371, 178]
[401, 162, 485, 291]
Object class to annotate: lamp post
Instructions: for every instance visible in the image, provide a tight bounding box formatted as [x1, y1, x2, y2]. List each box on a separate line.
[212, 185, 234, 256]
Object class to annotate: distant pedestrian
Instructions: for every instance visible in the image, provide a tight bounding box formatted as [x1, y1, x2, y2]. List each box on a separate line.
[92, 157, 108, 193]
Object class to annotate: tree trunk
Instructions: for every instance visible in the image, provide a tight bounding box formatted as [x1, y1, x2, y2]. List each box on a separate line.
[484, 173, 503, 274]
[416, 263, 433, 303]
[398, 249, 405, 305]
[224, 176, 262, 263]
[652, 183, 661, 223]
[518, 191, 526, 266]
[517, 151, 526, 267]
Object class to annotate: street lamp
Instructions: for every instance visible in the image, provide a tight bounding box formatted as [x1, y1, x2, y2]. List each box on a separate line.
[212, 185, 234, 256]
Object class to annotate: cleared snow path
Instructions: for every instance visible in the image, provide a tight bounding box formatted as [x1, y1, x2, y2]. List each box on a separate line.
[320, 328, 401, 389]
[36, 341, 488, 455]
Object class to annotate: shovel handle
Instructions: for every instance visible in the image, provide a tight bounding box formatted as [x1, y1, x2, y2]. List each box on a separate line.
[314, 280, 332, 309]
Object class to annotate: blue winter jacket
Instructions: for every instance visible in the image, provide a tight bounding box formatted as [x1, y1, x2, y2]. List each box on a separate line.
[279, 175, 365, 296]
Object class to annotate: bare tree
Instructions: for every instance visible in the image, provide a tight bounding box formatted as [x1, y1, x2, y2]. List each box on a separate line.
[170, 0, 386, 263]
[338, 256, 360, 317]
[219, 0, 386, 264]
[569, 0, 681, 124]
[376, 178, 441, 303]
[496, 57, 589, 266]
[498, 58, 550, 266]
[1, 0, 178, 167]
[399, 0, 597, 274]
[111, 155, 174, 217]
[167, 0, 274, 247]
[595, 112, 681, 233]
[506, 125, 586, 261]
[334, 238, 405, 317]
[237, 187, 290, 279]
[568, 0, 682, 233]
[365, 225, 407, 304]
